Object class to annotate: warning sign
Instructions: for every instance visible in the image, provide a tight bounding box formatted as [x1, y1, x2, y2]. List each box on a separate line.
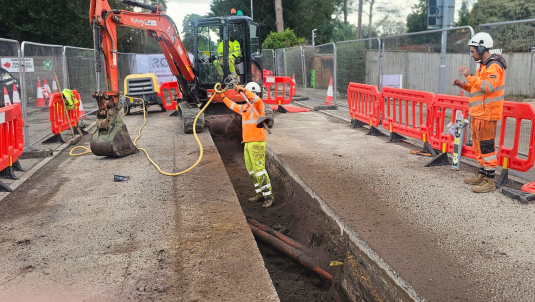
[1, 58, 35, 72]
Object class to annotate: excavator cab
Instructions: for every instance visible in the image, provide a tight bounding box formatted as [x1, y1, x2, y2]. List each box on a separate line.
[188, 15, 264, 101]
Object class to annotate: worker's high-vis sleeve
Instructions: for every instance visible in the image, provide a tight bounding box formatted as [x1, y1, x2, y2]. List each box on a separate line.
[460, 81, 472, 92]
[222, 96, 247, 115]
[466, 64, 503, 94]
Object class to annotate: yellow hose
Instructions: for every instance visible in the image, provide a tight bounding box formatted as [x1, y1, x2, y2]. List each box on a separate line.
[70, 83, 227, 177]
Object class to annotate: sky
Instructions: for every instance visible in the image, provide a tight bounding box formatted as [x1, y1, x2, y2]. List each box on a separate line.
[165, 0, 469, 38]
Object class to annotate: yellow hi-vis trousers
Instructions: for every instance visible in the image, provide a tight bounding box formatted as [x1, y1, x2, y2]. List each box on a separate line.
[244, 141, 273, 200]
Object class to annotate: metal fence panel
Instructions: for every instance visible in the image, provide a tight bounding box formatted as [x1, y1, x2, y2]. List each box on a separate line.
[21, 42, 65, 148]
[262, 49, 275, 74]
[0, 38, 22, 105]
[117, 52, 137, 93]
[284, 46, 304, 88]
[381, 27, 473, 95]
[275, 49, 285, 77]
[336, 38, 381, 98]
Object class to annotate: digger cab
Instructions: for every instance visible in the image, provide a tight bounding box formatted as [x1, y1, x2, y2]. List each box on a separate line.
[186, 14, 264, 103]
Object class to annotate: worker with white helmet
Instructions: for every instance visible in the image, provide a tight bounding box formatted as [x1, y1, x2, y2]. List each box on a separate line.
[453, 32, 507, 193]
[219, 82, 275, 208]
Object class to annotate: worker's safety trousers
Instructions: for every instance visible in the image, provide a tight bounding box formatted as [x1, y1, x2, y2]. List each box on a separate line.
[471, 118, 498, 173]
[244, 141, 273, 200]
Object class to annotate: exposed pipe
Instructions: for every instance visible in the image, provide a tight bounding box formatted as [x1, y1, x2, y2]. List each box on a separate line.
[247, 219, 309, 253]
[248, 223, 333, 282]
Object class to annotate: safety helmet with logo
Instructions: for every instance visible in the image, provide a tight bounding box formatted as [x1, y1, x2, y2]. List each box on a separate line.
[467, 32, 493, 55]
[245, 82, 261, 95]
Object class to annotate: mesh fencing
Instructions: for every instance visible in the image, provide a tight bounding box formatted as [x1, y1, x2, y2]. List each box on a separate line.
[336, 38, 381, 98]
[285, 46, 304, 88]
[382, 27, 472, 95]
[275, 49, 285, 77]
[0, 39, 22, 107]
[64, 47, 100, 119]
[117, 53, 137, 93]
[21, 42, 65, 147]
[262, 49, 275, 75]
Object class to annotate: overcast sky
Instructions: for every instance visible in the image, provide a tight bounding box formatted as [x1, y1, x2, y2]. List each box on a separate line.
[166, 0, 469, 38]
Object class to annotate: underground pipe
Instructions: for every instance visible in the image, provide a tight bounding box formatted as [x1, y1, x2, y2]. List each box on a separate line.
[248, 223, 333, 282]
[247, 218, 310, 253]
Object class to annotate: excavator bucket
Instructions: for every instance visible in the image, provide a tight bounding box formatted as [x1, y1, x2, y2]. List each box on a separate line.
[90, 114, 139, 157]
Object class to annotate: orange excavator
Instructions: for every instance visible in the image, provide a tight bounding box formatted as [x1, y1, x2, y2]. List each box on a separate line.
[89, 0, 268, 157]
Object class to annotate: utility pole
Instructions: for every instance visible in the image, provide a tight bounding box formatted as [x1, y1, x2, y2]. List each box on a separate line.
[312, 29, 317, 47]
[343, 0, 348, 24]
[251, 0, 253, 19]
[357, 0, 363, 39]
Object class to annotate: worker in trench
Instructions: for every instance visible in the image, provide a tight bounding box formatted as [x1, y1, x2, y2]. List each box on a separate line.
[453, 32, 507, 193]
[218, 82, 274, 208]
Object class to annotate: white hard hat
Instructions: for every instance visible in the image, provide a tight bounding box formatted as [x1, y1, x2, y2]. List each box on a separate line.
[467, 32, 493, 49]
[245, 82, 261, 94]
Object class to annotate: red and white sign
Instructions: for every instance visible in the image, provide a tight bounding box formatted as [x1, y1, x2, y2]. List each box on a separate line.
[1, 58, 35, 72]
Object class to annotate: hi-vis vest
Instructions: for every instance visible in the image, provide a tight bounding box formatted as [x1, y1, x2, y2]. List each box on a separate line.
[222, 88, 265, 143]
[462, 54, 506, 121]
[61, 89, 79, 110]
[217, 40, 241, 60]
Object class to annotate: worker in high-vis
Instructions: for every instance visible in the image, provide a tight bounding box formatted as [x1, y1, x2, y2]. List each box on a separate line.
[218, 82, 274, 208]
[213, 9, 242, 78]
[453, 32, 507, 193]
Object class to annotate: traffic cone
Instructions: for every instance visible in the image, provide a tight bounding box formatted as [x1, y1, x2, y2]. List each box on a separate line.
[12, 84, 21, 106]
[36, 80, 46, 107]
[3, 87, 11, 106]
[52, 80, 59, 93]
[324, 77, 334, 105]
[291, 74, 296, 96]
[43, 78, 51, 94]
[78, 98, 86, 119]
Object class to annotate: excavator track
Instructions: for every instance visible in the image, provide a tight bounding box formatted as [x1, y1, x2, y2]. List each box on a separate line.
[178, 102, 205, 134]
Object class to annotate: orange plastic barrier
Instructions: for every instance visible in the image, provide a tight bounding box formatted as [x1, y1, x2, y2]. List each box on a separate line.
[263, 69, 273, 88]
[158, 81, 182, 110]
[497, 102, 535, 172]
[0, 104, 24, 173]
[263, 76, 294, 105]
[347, 82, 381, 127]
[381, 87, 435, 141]
[427, 94, 477, 159]
[48, 91, 81, 135]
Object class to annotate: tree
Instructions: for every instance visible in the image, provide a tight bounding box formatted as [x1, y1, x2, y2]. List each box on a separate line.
[181, 13, 203, 52]
[261, 28, 305, 49]
[468, 0, 535, 27]
[275, 0, 284, 32]
[455, 0, 470, 27]
[406, 0, 428, 33]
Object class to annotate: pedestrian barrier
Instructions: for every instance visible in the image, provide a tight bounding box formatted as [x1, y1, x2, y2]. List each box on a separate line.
[496, 102, 535, 172]
[263, 69, 273, 88]
[48, 91, 81, 139]
[381, 87, 435, 142]
[158, 81, 182, 111]
[263, 76, 294, 105]
[0, 104, 25, 191]
[347, 82, 382, 128]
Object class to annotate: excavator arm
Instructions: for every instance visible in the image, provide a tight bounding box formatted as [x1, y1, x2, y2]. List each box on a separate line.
[89, 0, 199, 156]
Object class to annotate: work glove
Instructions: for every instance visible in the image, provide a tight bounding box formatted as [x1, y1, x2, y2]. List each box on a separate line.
[236, 85, 246, 94]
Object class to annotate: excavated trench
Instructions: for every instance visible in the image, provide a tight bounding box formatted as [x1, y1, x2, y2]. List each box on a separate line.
[209, 123, 417, 302]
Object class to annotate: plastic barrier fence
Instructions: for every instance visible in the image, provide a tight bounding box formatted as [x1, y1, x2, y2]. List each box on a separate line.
[48, 91, 81, 135]
[497, 102, 535, 172]
[0, 104, 24, 174]
[158, 81, 181, 111]
[347, 82, 382, 128]
[427, 94, 477, 158]
[381, 87, 435, 141]
[263, 76, 294, 105]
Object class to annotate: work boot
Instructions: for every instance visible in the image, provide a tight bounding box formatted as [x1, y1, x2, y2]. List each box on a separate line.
[463, 173, 485, 185]
[472, 177, 496, 193]
[262, 198, 274, 208]
[249, 196, 264, 203]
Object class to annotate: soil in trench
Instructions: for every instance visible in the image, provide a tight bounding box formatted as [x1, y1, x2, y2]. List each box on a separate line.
[212, 136, 336, 302]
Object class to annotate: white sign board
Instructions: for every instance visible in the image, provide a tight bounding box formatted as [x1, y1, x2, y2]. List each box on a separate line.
[382, 74, 403, 89]
[135, 54, 175, 84]
[1, 58, 35, 72]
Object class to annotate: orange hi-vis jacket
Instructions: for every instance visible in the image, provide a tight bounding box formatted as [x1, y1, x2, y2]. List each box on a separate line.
[460, 54, 507, 121]
[222, 88, 266, 143]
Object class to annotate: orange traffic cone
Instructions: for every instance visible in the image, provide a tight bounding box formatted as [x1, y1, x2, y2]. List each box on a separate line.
[324, 77, 334, 105]
[3, 87, 11, 106]
[36, 80, 46, 107]
[52, 80, 59, 93]
[43, 78, 51, 94]
[12, 84, 21, 106]
[78, 98, 86, 119]
[291, 74, 296, 96]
